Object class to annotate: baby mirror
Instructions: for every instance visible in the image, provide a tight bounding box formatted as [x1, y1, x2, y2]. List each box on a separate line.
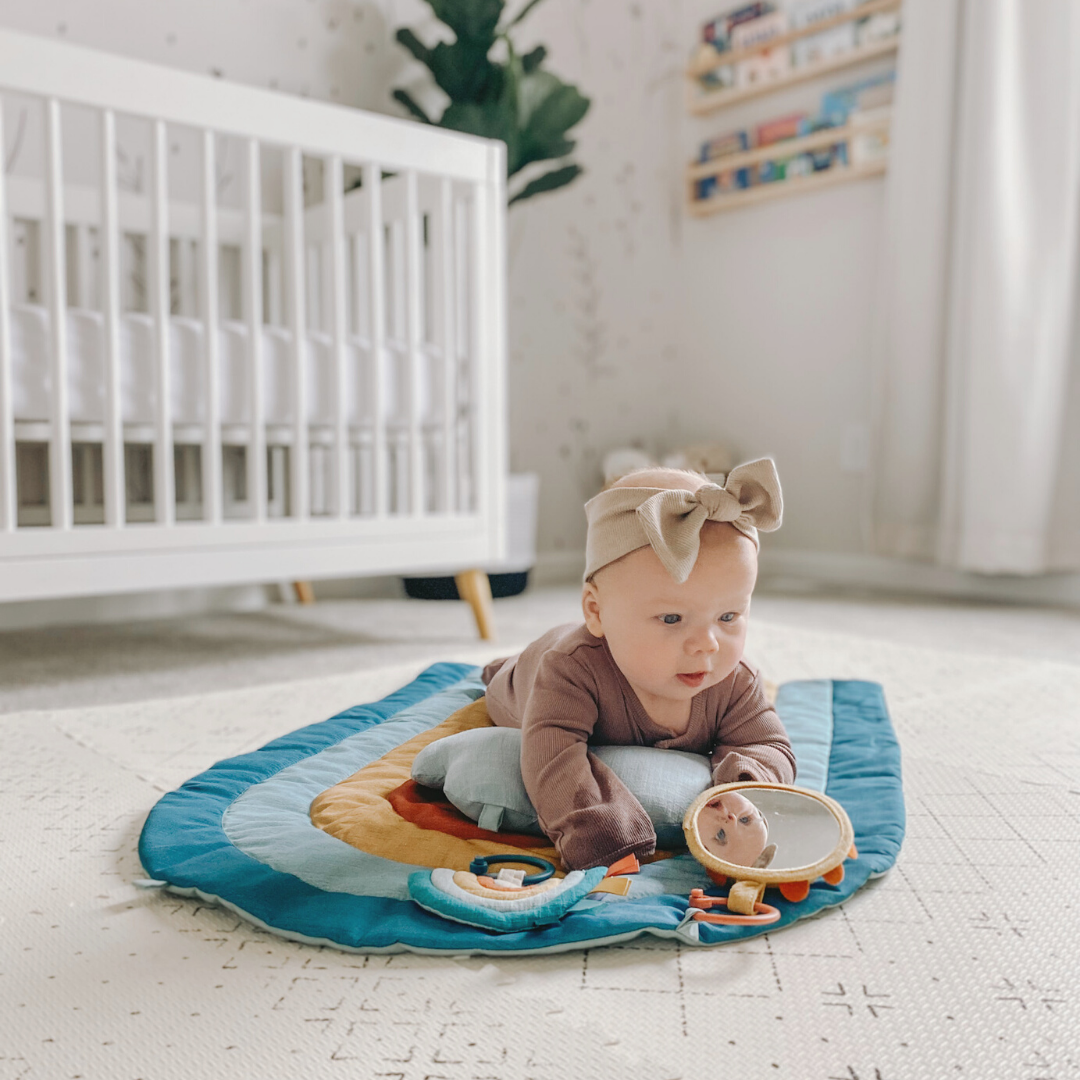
[683, 783, 856, 921]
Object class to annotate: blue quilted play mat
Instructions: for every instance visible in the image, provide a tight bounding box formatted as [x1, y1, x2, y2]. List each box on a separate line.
[138, 664, 905, 955]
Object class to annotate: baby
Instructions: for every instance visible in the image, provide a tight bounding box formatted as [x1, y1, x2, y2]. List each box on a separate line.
[482, 459, 796, 870]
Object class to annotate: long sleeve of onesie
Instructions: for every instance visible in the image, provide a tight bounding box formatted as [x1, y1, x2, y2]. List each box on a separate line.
[516, 651, 657, 870]
[709, 665, 797, 786]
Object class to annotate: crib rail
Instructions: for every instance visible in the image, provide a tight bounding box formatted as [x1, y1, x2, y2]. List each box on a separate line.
[0, 29, 506, 602]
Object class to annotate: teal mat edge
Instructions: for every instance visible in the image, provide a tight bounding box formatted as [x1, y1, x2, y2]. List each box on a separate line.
[138, 667, 905, 954]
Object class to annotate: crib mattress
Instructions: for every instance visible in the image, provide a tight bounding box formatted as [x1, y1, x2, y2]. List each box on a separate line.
[138, 663, 905, 956]
[10, 302, 440, 434]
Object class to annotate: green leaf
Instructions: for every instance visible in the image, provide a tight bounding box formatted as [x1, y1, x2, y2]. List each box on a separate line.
[392, 89, 433, 124]
[441, 97, 518, 167]
[394, 0, 589, 206]
[521, 45, 547, 73]
[395, 28, 433, 68]
[515, 73, 590, 172]
[423, 0, 504, 48]
[424, 39, 503, 103]
[508, 162, 582, 205]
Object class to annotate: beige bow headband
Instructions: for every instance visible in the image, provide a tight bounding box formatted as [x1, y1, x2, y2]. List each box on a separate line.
[584, 458, 783, 583]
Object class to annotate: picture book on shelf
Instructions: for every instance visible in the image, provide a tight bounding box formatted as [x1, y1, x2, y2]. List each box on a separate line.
[692, 68, 893, 205]
[820, 71, 895, 123]
[699, 129, 753, 164]
[692, 0, 901, 92]
[788, 0, 857, 67]
[701, 2, 775, 48]
[731, 10, 791, 87]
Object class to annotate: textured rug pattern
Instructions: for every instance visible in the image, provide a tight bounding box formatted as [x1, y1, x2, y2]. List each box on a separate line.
[2, 616, 1079, 1079]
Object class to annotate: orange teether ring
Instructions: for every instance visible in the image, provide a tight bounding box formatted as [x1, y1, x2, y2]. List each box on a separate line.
[687, 889, 779, 926]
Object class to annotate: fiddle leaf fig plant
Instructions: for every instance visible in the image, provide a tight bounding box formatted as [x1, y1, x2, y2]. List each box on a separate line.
[393, 0, 590, 206]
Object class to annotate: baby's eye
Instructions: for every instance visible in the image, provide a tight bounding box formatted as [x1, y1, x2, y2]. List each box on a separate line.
[660, 613, 681, 625]
[739, 816, 750, 825]
[719, 612, 738, 623]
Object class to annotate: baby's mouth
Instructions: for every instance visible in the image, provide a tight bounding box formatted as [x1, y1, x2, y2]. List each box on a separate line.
[677, 671, 708, 687]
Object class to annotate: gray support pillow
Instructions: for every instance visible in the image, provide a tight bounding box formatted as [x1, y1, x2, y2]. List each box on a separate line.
[411, 727, 713, 848]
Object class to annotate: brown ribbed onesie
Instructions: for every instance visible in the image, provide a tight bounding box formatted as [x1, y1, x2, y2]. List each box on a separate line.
[482, 623, 796, 870]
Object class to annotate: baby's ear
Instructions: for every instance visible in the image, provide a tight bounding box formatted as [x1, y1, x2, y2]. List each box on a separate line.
[752, 844, 776, 869]
[581, 580, 604, 638]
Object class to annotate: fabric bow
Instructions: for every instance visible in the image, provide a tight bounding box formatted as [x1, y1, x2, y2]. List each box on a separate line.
[583, 458, 783, 583]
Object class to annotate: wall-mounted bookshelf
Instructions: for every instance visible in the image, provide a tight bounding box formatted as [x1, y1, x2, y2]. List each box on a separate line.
[689, 158, 886, 216]
[685, 0, 901, 214]
[688, 109, 891, 215]
[688, 34, 899, 115]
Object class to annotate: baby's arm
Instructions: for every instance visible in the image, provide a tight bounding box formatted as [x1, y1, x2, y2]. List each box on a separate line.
[520, 655, 656, 870]
[709, 664, 796, 785]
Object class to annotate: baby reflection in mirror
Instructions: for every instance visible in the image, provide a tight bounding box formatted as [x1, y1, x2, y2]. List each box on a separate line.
[698, 790, 774, 867]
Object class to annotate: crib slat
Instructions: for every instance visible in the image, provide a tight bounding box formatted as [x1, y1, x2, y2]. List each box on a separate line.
[44, 97, 72, 530]
[479, 144, 507, 535]
[403, 170, 424, 517]
[99, 110, 124, 528]
[242, 138, 265, 522]
[362, 163, 387, 517]
[454, 198, 469, 511]
[326, 155, 349, 518]
[436, 179, 456, 515]
[149, 119, 174, 525]
[283, 146, 308, 520]
[350, 232, 368, 341]
[0, 103, 15, 531]
[469, 155, 504, 525]
[199, 129, 222, 524]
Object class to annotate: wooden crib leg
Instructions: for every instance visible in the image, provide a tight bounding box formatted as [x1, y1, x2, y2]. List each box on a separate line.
[293, 581, 316, 604]
[454, 569, 495, 641]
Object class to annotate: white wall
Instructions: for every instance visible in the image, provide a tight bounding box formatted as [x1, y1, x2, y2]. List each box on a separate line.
[0, 0, 894, 623]
[509, 1, 891, 559]
[501, 1, 690, 558]
[674, 11, 894, 556]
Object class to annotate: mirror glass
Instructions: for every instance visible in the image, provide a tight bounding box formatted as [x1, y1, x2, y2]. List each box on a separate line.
[695, 787, 841, 871]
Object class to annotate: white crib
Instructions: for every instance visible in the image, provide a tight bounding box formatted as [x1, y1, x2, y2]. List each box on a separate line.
[0, 30, 507, 614]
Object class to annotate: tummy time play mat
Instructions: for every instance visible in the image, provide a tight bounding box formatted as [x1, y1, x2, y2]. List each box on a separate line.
[138, 664, 905, 955]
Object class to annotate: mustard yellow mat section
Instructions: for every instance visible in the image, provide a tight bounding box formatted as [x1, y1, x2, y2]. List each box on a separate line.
[309, 697, 564, 871]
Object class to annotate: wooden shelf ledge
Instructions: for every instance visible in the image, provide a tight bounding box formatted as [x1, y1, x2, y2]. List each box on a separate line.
[688, 0, 902, 78]
[687, 35, 900, 115]
[687, 158, 887, 216]
[688, 110, 891, 179]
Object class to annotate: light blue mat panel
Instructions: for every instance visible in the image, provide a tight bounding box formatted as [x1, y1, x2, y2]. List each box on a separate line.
[139, 666, 905, 955]
[774, 678, 833, 793]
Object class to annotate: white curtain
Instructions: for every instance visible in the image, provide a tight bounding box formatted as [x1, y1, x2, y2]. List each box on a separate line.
[870, 0, 1080, 573]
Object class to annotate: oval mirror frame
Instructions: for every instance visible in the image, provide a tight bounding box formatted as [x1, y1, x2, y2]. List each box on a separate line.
[683, 783, 855, 884]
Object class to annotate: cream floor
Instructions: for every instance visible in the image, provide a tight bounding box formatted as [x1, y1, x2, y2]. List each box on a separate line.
[2, 587, 1079, 1079]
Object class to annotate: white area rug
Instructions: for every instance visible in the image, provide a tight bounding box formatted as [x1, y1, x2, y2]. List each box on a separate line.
[3, 618, 1079, 1080]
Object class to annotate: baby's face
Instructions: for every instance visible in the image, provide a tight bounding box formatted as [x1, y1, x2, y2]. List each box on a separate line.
[582, 522, 757, 714]
[696, 791, 769, 866]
